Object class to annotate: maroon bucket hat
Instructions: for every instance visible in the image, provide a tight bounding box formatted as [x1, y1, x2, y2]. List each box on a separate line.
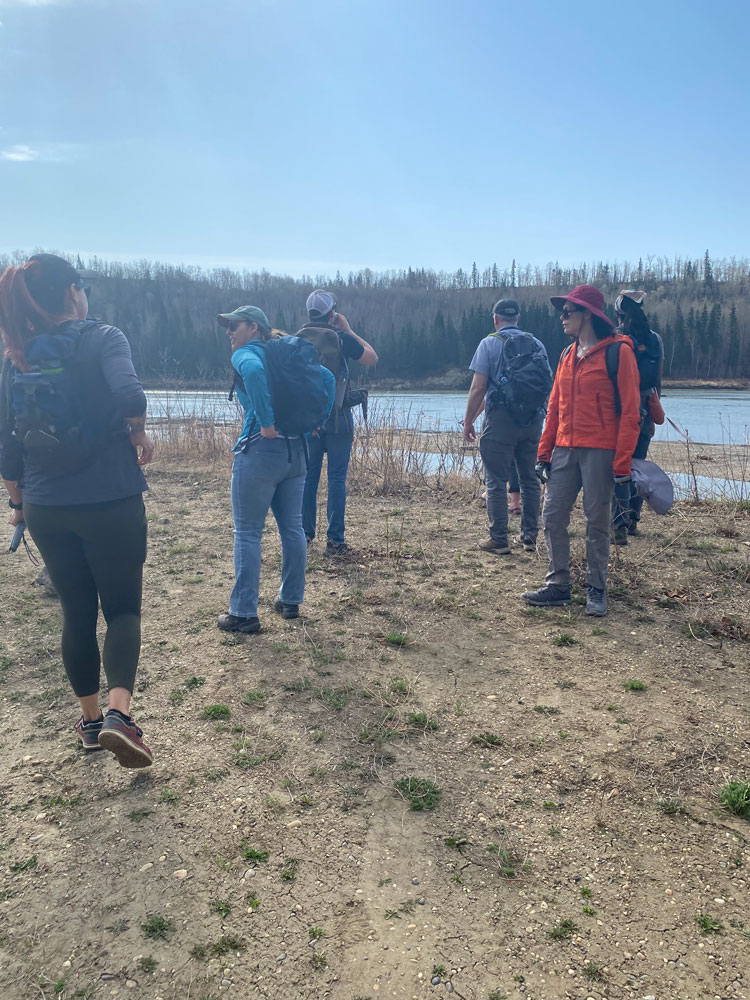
[550, 284, 614, 327]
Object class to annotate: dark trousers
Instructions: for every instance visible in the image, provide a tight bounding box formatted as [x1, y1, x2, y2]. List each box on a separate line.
[612, 420, 653, 528]
[24, 495, 147, 697]
[302, 431, 353, 544]
[479, 411, 543, 546]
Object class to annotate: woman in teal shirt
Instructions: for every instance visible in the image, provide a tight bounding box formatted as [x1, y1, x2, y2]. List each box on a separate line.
[216, 306, 334, 634]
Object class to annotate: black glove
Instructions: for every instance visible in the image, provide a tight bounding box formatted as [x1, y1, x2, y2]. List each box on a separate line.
[535, 461, 551, 484]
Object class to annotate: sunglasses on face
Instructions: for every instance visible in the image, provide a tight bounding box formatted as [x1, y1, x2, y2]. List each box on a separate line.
[227, 321, 245, 333]
[74, 278, 91, 297]
[560, 306, 582, 319]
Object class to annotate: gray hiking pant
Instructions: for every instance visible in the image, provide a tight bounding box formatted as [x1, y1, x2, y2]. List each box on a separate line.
[480, 410, 543, 546]
[543, 446, 614, 591]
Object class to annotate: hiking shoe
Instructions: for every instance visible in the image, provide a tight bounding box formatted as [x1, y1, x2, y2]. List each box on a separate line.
[326, 540, 350, 556]
[478, 538, 511, 555]
[627, 522, 640, 536]
[273, 597, 299, 620]
[98, 710, 153, 769]
[217, 613, 261, 634]
[521, 538, 536, 553]
[521, 585, 571, 607]
[585, 587, 608, 617]
[74, 714, 104, 752]
[613, 524, 628, 546]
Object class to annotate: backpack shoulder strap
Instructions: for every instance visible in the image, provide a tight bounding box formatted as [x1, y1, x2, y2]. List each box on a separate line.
[605, 341, 623, 417]
[560, 343, 575, 362]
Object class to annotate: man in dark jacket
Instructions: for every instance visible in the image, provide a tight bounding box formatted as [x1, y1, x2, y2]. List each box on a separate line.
[299, 290, 378, 554]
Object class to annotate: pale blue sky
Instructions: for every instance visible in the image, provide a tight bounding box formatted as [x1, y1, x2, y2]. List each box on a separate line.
[0, 0, 747, 276]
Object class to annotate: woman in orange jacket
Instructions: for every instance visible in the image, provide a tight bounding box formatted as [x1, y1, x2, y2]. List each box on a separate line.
[522, 285, 640, 616]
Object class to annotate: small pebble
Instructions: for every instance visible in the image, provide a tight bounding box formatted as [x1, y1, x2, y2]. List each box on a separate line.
[221, 979, 232, 987]
[62, 961, 71, 969]
[32, 773, 44, 783]
[446, 985, 454, 994]
[139, 863, 153, 872]
[173, 869, 188, 879]
[286, 819, 302, 828]
[35, 813, 47, 822]
[277, 953, 286, 963]
[411, 878, 420, 885]
[431, 976, 441, 986]
[417, 897, 425, 905]
[126, 982, 137, 990]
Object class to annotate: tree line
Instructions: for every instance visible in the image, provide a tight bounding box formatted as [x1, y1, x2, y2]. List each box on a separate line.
[1, 249, 748, 381]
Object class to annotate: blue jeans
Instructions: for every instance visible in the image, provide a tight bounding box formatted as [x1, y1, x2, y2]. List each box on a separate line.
[302, 431, 353, 544]
[230, 437, 307, 618]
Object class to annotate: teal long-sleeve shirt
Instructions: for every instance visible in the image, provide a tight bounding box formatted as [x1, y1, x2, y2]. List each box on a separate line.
[231, 339, 335, 448]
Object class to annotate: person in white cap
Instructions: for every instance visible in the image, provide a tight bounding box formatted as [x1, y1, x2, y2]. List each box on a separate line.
[298, 291, 378, 554]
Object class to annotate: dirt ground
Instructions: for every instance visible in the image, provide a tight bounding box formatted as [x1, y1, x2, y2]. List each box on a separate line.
[1, 458, 749, 1000]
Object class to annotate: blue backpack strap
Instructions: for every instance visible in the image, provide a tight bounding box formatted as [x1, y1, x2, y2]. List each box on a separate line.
[605, 341, 623, 417]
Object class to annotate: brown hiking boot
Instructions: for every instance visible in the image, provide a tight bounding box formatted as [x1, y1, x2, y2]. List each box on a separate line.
[478, 538, 511, 555]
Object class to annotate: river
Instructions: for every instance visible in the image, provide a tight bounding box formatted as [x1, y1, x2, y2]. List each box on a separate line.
[146, 388, 750, 447]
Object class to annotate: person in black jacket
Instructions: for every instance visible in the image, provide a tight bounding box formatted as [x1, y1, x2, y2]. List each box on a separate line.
[0, 254, 154, 767]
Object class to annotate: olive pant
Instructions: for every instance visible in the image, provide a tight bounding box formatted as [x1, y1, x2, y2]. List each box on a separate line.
[24, 495, 147, 697]
[543, 447, 614, 591]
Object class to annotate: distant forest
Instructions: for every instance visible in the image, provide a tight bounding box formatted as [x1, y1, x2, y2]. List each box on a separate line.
[2, 249, 748, 382]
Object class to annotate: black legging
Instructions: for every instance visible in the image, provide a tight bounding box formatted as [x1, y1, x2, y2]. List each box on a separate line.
[24, 495, 147, 697]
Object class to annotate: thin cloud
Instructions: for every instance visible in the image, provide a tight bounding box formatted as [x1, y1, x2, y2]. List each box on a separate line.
[0, 144, 39, 161]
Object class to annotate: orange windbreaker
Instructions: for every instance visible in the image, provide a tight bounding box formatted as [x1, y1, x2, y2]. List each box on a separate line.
[538, 333, 641, 477]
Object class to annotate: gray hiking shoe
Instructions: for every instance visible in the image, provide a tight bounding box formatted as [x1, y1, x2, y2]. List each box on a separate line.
[273, 597, 299, 620]
[520, 538, 536, 553]
[521, 585, 571, 607]
[585, 587, 607, 617]
[613, 523, 628, 546]
[478, 538, 511, 555]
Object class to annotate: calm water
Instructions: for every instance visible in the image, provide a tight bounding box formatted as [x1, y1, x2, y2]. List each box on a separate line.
[146, 388, 750, 446]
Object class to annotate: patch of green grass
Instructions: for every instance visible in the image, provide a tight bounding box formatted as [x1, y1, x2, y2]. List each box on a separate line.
[283, 677, 311, 693]
[202, 704, 231, 720]
[486, 842, 527, 879]
[695, 913, 723, 935]
[211, 898, 231, 917]
[580, 886, 591, 899]
[488, 993, 509, 1000]
[622, 679, 647, 692]
[657, 796, 684, 816]
[141, 914, 175, 941]
[407, 711, 439, 731]
[159, 788, 179, 804]
[241, 844, 269, 863]
[43, 794, 82, 811]
[591, 626, 607, 636]
[311, 951, 328, 969]
[185, 675, 206, 690]
[169, 687, 185, 705]
[394, 777, 442, 811]
[9, 855, 37, 873]
[209, 934, 246, 957]
[555, 679, 576, 689]
[547, 918, 579, 941]
[432, 964, 447, 977]
[309, 926, 325, 940]
[105, 918, 129, 935]
[389, 677, 410, 695]
[242, 688, 267, 708]
[384, 631, 410, 647]
[316, 686, 351, 711]
[204, 767, 229, 781]
[53, 979, 66, 995]
[127, 808, 153, 823]
[280, 857, 300, 882]
[584, 962, 604, 981]
[246, 895, 260, 910]
[444, 835, 471, 852]
[138, 956, 157, 974]
[542, 801, 558, 810]
[719, 781, 750, 819]
[582, 904, 597, 916]
[534, 704, 561, 716]
[553, 633, 577, 647]
[472, 731, 503, 748]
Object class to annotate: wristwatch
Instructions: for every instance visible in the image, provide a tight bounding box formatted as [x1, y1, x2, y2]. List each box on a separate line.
[8, 499, 22, 510]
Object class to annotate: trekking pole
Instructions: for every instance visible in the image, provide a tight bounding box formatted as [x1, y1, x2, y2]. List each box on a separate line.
[8, 520, 39, 564]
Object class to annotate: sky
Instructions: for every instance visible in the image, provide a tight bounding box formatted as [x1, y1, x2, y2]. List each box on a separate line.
[0, 0, 748, 278]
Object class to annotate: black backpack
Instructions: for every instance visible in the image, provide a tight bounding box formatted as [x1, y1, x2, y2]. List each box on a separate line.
[230, 336, 330, 454]
[5, 320, 105, 477]
[487, 332, 553, 426]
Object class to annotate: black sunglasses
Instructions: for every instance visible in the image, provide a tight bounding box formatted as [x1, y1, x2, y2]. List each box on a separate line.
[560, 306, 582, 319]
[227, 320, 245, 333]
[74, 278, 91, 297]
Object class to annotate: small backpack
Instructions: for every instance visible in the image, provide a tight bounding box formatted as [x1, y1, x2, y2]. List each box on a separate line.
[487, 332, 552, 426]
[6, 320, 103, 476]
[297, 323, 369, 429]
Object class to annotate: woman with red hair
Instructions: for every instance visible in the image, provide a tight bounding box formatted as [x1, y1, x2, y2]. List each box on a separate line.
[0, 253, 154, 767]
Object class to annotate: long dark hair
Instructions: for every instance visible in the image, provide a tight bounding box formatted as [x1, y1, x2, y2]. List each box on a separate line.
[591, 314, 614, 340]
[0, 253, 81, 369]
[619, 297, 651, 341]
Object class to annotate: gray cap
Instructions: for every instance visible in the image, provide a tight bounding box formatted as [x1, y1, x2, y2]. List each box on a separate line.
[491, 298, 520, 317]
[217, 305, 271, 331]
[306, 289, 336, 320]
